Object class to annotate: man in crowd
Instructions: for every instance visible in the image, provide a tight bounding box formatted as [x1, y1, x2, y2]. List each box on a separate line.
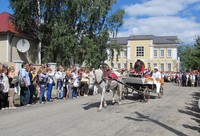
[19, 62, 31, 106]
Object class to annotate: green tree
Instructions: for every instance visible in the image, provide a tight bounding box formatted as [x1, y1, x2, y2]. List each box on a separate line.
[192, 36, 200, 70]
[9, 0, 124, 67]
[178, 36, 200, 71]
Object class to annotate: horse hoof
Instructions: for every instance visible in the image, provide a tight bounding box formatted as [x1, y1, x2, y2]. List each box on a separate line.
[118, 102, 122, 105]
[104, 104, 107, 108]
[97, 109, 102, 112]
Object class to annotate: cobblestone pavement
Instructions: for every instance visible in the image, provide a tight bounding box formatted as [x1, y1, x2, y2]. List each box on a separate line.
[0, 83, 200, 136]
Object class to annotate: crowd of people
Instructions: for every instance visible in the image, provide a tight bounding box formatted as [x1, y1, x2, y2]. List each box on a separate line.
[162, 71, 200, 87]
[0, 62, 98, 110]
[1, 60, 200, 111]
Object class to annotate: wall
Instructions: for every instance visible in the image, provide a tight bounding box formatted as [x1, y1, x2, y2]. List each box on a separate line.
[0, 34, 8, 62]
[11, 35, 39, 64]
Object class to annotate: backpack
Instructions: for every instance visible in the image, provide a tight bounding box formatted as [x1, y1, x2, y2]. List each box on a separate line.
[0, 75, 4, 92]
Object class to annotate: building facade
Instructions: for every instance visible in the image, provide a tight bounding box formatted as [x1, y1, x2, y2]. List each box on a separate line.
[107, 35, 179, 72]
[0, 12, 40, 65]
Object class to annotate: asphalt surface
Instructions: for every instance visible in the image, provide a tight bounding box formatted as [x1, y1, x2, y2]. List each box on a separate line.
[0, 83, 200, 136]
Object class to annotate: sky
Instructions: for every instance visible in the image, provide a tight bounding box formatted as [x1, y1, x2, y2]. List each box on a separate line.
[1, 0, 200, 44]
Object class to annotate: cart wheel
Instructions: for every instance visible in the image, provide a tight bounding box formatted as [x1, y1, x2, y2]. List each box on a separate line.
[143, 88, 150, 102]
[158, 86, 164, 98]
[122, 88, 127, 100]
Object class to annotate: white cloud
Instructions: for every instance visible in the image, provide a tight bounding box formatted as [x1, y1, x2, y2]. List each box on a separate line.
[124, 0, 200, 17]
[118, 0, 200, 44]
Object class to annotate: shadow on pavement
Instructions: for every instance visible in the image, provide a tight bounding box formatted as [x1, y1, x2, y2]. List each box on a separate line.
[124, 92, 157, 101]
[124, 116, 147, 122]
[82, 100, 113, 110]
[178, 91, 200, 133]
[124, 112, 188, 136]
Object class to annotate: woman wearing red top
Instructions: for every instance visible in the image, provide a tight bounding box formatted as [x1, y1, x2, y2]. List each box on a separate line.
[133, 59, 145, 76]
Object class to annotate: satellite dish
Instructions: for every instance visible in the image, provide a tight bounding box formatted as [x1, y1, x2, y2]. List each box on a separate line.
[16, 39, 30, 53]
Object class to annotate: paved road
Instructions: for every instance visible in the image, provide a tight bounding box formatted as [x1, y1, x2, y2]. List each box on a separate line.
[0, 83, 200, 136]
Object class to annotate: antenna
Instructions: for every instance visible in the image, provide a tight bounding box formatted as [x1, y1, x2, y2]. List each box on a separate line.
[16, 39, 30, 53]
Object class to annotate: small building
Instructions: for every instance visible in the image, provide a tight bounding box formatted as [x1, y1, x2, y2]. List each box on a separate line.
[107, 35, 179, 72]
[0, 12, 40, 65]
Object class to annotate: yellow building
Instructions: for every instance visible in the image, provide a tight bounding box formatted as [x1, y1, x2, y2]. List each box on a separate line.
[107, 35, 179, 72]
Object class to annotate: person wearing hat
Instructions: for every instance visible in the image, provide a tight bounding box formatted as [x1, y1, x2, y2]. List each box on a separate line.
[152, 67, 161, 80]
[152, 67, 162, 97]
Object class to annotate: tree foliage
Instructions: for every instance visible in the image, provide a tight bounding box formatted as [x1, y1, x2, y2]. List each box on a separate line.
[9, 0, 124, 68]
[178, 36, 200, 71]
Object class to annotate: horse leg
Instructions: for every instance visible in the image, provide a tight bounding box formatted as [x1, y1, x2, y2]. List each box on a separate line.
[112, 89, 116, 104]
[102, 86, 107, 108]
[98, 85, 106, 111]
[103, 97, 107, 108]
[98, 91, 104, 112]
[118, 84, 123, 105]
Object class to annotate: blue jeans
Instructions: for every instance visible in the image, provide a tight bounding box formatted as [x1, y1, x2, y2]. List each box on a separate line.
[47, 83, 53, 101]
[39, 85, 46, 103]
[72, 87, 77, 98]
[20, 86, 30, 106]
[56, 80, 63, 99]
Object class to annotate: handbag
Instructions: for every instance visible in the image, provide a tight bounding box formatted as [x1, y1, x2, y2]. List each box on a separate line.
[81, 77, 89, 83]
[52, 79, 55, 86]
[11, 76, 19, 84]
[73, 80, 79, 87]
[20, 81, 25, 87]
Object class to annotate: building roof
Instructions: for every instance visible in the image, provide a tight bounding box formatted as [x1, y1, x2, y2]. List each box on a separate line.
[128, 35, 155, 40]
[0, 12, 38, 40]
[153, 36, 179, 44]
[0, 12, 21, 34]
[109, 35, 179, 45]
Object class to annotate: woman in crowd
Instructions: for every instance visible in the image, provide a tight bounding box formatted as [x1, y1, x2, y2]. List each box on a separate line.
[0, 66, 9, 110]
[188, 73, 192, 87]
[55, 66, 64, 99]
[38, 67, 48, 104]
[31, 67, 38, 102]
[65, 70, 73, 99]
[7, 66, 17, 109]
[77, 68, 83, 96]
[47, 67, 55, 102]
[71, 68, 79, 98]
[81, 68, 90, 97]
[28, 66, 35, 104]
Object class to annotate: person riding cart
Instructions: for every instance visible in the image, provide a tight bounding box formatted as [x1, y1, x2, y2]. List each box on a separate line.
[133, 59, 145, 77]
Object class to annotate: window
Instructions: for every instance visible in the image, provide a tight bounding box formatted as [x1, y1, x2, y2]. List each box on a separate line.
[154, 49, 157, 57]
[168, 63, 171, 71]
[136, 46, 144, 56]
[124, 50, 127, 59]
[153, 63, 157, 68]
[160, 63, 164, 72]
[160, 49, 164, 57]
[118, 63, 121, 69]
[167, 49, 172, 57]
[124, 63, 127, 69]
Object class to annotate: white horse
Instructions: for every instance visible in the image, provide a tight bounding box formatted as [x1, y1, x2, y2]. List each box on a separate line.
[88, 69, 124, 111]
